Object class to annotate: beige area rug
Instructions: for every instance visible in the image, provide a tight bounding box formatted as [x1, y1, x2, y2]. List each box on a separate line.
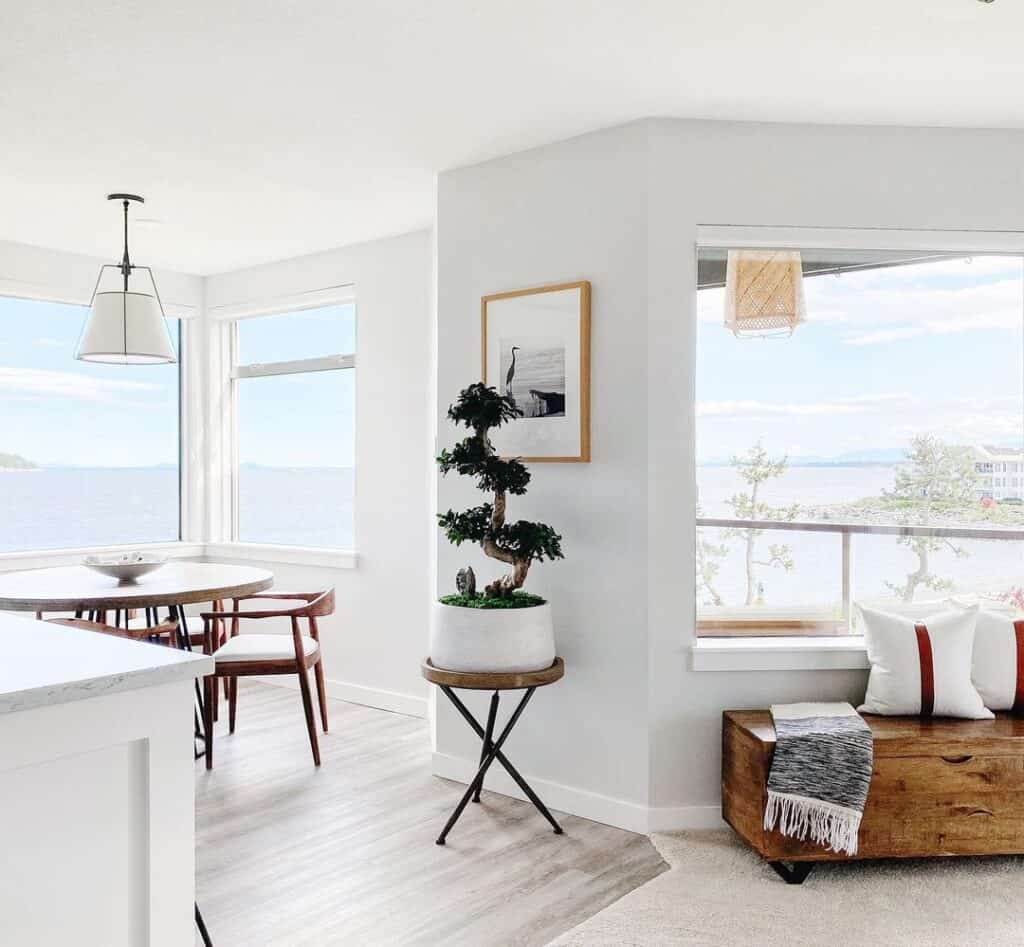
[548, 830, 1024, 947]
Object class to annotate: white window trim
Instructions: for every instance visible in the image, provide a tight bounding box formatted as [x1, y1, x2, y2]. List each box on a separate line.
[691, 636, 870, 672]
[225, 292, 357, 552]
[0, 542, 205, 574]
[691, 224, 1024, 669]
[204, 542, 357, 569]
[232, 353, 354, 379]
[0, 288, 194, 552]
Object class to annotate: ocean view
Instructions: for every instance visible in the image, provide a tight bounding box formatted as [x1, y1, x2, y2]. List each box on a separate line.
[698, 463, 1024, 613]
[4, 462, 1020, 610]
[0, 466, 355, 552]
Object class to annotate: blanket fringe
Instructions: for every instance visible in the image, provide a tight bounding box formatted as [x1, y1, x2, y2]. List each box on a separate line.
[764, 791, 861, 856]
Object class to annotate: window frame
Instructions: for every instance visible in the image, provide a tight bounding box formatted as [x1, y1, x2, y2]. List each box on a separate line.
[227, 293, 357, 554]
[0, 292, 189, 560]
[692, 225, 1024, 657]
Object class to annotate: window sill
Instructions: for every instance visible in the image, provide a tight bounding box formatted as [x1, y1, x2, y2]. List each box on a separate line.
[203, 543, 358, 569]
[691, 635, 870, 672]
[0, 541, 204, 574]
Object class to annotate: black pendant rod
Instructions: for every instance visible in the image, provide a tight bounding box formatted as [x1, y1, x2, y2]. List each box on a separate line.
[107, 193, 144, 292]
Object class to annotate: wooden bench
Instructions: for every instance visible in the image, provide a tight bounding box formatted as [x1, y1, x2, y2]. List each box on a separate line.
[723, 709, 1024, 883]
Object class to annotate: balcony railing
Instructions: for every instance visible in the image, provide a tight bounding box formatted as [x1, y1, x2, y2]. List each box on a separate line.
[696, 517, 1024, 636]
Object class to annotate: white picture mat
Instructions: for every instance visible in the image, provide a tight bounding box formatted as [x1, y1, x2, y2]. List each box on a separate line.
[485, 287, 582, 458]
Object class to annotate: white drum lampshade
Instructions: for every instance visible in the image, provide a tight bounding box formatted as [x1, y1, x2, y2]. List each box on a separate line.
[77, 290, 176, 364]
[724, 249, 806, 338]
[76, 192, 177, 365]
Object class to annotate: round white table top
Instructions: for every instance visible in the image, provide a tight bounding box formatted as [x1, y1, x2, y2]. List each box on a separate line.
[0, 561, 274, 612]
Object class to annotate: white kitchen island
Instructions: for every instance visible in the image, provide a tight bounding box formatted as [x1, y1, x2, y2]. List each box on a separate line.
[0, 612, 212, 947]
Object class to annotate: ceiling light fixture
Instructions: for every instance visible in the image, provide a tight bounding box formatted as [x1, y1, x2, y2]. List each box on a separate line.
[76, 193, 176, 364]
[723, 249, 807, 338]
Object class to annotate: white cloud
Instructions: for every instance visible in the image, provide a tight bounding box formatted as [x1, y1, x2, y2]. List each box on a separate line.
[0, 366, 161, 402]
[844, 326, 927, 346]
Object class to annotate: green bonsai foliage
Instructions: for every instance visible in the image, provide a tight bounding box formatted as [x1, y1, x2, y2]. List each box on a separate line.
[438, 383, 564, 599]
[438, 592, 547, 610]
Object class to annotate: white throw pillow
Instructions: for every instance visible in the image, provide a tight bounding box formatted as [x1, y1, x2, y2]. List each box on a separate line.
[857, 604, 992, 719]
[972, 610, 1024, 712]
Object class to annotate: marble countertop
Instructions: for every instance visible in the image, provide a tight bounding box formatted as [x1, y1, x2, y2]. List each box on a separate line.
[0, 612, 212, 715]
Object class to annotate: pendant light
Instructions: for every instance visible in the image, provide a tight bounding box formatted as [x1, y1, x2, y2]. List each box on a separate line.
[723, 249, 806, 338]
[76, 194, 176, 364]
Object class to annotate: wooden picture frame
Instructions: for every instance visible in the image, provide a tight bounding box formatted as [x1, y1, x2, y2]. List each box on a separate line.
[481, 280, 590, 463]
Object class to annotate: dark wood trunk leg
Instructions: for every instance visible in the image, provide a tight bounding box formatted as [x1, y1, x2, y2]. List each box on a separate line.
[296, 665, 321, 766]
[228, 677, 238, 734]
[769, 861, 815, 885]
[313, 659, 329, 733]
[203, 674, 215, 771]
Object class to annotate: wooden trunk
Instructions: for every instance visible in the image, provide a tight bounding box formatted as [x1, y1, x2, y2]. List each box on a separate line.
[723, 709, 1024, 863]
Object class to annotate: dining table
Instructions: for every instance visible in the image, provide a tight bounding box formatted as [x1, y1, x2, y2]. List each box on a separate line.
[0, 561, 274, 753]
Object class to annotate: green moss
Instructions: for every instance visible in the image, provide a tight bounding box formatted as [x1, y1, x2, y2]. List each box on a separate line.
[438, 592, 547, 609]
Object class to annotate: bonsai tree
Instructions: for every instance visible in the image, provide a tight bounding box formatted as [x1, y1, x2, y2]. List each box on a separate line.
[437, 383, 564, 603]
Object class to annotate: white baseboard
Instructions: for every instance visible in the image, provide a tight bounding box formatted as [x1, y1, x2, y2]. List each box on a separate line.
[253, 674, 427, 718]
[647, 804, 726, 832]
[432, 751, 651, 834]
[432, 752, 726, 834]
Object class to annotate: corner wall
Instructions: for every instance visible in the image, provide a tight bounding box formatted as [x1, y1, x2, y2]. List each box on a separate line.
[204, 230, 434, 715]
[436, 118, 1024, 830]
[435, 124, 652, 826]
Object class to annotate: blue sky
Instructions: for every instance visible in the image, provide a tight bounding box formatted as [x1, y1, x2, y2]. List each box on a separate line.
[697, 255, 1024, 464]
[0, 297, 355, 467]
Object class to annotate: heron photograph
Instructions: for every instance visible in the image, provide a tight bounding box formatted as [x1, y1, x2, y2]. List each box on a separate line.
[499, 338, 566, 418]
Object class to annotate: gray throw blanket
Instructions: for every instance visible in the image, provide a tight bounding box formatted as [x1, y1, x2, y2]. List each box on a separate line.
[763, 702, 873, 856]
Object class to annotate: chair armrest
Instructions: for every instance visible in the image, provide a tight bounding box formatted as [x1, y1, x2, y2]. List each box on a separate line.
[230, 591, 318, 603]
[200, 608, 303, 621]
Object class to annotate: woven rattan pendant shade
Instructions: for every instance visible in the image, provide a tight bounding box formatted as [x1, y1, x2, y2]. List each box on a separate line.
[724, 250, 806, 337]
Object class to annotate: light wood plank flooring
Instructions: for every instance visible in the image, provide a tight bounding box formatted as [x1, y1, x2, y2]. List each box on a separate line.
[195, 681, 666, 946]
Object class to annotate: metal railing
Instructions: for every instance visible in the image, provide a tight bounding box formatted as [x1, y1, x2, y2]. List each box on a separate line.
[696, 517, 1024, 634]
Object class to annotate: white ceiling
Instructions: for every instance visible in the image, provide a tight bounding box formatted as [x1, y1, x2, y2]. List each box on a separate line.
[3, 0, 1023, 275]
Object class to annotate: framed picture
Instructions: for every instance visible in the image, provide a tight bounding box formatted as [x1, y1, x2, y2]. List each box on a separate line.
[481, 280, 590, 462]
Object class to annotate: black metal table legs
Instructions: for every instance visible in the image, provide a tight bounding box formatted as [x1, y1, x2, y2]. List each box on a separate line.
[195, 902, 214, 946]
[435, 685, 564, 845]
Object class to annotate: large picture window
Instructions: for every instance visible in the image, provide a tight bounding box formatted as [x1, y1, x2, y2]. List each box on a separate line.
[696, 247, 1024, 636]
[232, 301, 356, 549]
[0, 295, 181, 552]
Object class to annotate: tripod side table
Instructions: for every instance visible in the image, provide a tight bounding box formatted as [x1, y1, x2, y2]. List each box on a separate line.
[422, 657, 565, 845]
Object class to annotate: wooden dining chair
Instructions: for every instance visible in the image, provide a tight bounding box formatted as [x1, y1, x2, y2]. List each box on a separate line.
[199, 589, 334, 770]
[47, 616, 181, 645]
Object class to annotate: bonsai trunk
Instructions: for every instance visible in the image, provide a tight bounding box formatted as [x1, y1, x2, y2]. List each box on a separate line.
[481, 488, 531, 598]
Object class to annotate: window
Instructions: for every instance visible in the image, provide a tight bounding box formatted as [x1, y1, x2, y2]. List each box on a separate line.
[231, 301, 355, 548]
[0, 295, 181, 552]
[696, 247, 1024, 636]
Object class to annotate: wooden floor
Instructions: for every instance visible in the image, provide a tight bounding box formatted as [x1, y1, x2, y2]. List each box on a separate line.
[195, 682, 666, 946]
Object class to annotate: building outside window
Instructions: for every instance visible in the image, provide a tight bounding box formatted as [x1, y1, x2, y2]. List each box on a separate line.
[696, 248, 1024, 636]
[231, 300, 356, 549]
[0, 295, 181, 552]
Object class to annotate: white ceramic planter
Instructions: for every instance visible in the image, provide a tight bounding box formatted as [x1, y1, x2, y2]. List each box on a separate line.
[430, 602, 555, 673]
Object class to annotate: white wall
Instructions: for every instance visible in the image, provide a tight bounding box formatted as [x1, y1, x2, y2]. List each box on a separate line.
[204, 230, 434, 715]
[436, 118, 1024, 830]
[435, 124, 653, 825]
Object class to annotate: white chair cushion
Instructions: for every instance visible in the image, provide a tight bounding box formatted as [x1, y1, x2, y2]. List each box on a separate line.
[214, 633, 319, 663]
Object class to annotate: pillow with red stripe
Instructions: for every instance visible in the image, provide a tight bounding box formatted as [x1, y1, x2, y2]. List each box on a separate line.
[973, 610, 1024, 712]
[856, 604, 992, 719]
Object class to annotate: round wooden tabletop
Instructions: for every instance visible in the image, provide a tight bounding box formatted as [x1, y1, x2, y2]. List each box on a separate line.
[0, 562, 274, 612]
[421, 657, 564, 690]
